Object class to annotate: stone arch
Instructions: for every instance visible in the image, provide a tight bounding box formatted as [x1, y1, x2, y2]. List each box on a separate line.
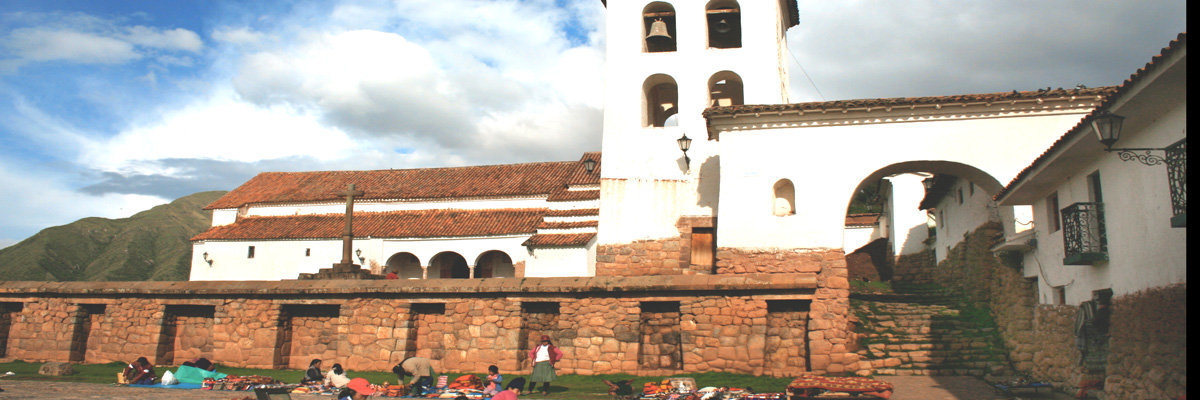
[642, 2, 677, 53]
[705, 0, 740, 49]
[474, 250, 514, 278]
[842, 160, 1006, 282]
[386, 252, 422, 279]
[773, 179, 796, 216]
[708, 70, 744, 107]
[429, 251, 470, 279]
[643, 74, 678, 127]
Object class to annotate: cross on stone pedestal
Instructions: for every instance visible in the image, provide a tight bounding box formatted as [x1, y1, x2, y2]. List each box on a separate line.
[333, 183, 365, 273]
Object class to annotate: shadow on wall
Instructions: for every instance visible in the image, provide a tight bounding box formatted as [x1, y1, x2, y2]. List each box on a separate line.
[846, 238, 893, 281]
[696, 155, 720, 212]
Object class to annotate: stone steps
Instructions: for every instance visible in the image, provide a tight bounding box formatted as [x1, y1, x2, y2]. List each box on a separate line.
[850, 283, 1011, 377]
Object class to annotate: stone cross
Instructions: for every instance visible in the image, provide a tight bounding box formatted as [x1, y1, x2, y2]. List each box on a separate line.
[335, 183, 365, 270]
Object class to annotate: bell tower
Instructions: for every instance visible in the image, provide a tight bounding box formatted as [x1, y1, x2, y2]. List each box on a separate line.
[597, 0, 798, 250]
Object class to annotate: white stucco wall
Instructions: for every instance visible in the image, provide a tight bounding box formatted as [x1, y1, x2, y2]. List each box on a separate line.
[842, 226, 878, 254]
[885, 174, 931, 257]
[715, 108, 1094, 251]
[931, 178, 1000, 263]
[1019, 103, 1186, 304]
[527, 241, 597, 277]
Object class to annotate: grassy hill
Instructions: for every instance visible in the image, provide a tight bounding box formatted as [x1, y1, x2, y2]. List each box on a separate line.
[0, 191, 226, 281]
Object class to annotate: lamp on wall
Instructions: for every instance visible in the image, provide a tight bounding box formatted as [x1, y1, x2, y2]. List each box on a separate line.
[677, 133, 693, 171]
[355, 249, 364, 264]
[1091, 111, 1170, 166]
[922, 177, 936, 190]
[202, 252, 213, 266]
[583, 158, 597, 173]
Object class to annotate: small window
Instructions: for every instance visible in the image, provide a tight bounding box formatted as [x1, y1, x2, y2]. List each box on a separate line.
[247, 246, 255, 258]
[969, 182, 975, 196]
[957, 188, 964, 205]
[773, 179, 796, 216]
[1047, 193, 1061, 232]
[1053, 286, 1066, 305]
[1087, 171, 1103, 203]
[305, 248, 311, 257]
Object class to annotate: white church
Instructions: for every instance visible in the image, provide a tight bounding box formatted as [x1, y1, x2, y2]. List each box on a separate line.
[189, 0, 1180, 299]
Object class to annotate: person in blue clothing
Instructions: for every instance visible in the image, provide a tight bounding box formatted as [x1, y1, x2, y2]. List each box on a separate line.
[483, 365, 503, 395]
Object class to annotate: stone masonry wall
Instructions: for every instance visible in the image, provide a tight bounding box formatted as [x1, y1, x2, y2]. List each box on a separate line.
[715, 248, 845, 275]
[595, 217, 714, 276]
[1104, 283, 1186, 399]
[0, 275, 828, 376]
[891, 250, 936, 284]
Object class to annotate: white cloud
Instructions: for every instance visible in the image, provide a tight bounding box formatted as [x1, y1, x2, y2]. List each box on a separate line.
[212, 26, 267, 45]
[4, 28, 139, 64]
[0, 238, 16, 250]
[78, 89, 358, 176]
[120, 26, 203, 52]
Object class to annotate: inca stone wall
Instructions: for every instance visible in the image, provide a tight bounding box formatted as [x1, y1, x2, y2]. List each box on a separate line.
[596, 238, 692, 276]
[0, 275, 843, 375]
[715, 248, 845, 275]
[1104, 284, 1186, 399]
[929, 222, 1186, 397]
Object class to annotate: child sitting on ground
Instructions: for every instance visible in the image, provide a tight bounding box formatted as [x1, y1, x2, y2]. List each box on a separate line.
[483, 365, 503, 396]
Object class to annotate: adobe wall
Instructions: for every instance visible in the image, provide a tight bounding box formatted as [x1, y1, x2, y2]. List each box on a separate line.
[0, 274, 853, 375]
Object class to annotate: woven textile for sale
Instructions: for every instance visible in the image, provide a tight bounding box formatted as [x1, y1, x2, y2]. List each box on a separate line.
[786, 375, 893, 399]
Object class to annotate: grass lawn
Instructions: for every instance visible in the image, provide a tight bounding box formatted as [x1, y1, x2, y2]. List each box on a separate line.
[0, 361, 796, 400]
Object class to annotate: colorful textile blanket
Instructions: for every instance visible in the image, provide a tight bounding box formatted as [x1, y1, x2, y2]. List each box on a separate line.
[128, 382, 204, 390]
[787, 375, 893, 399]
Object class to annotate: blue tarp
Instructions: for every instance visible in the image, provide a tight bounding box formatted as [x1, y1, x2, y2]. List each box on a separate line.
[172, 365, 227, 384]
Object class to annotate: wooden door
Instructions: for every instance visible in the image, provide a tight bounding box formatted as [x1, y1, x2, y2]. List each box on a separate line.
[690, 228, 714, 269]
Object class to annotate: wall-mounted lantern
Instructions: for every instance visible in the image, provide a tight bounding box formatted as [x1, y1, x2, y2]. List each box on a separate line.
[583, 158, 597, 173]
[677, 133, 692, 171]
[202, 252, 213, 266]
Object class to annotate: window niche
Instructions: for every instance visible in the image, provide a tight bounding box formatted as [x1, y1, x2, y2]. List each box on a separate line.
[643, 2, 677, 53]
[773, 179, 796, 216]
[706, 0, 741, 49]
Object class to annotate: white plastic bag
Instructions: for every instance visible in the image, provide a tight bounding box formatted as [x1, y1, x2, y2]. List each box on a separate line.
[161, 370, 178, 385]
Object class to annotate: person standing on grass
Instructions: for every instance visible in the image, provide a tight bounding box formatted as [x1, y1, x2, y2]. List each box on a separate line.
[526, 335, 563, 395]
[494, 377, 526, 400]
[393, 356, 435, 395]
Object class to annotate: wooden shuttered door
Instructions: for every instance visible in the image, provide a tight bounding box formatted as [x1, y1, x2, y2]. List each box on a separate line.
[690, 227, 715, 268]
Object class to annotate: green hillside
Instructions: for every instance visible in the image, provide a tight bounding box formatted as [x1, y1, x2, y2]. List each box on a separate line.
[0, 191, 226, 281]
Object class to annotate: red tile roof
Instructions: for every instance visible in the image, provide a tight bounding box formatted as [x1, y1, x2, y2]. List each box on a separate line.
[994, 33, 1187, 202]
[844, 213, 881, 227]
[206, 153, 601, 210]
[545, 208, 599, 217]
[703, 86, 1117, 118]
[191, 209, 545, 241]
[547, 188, 600, 202]
[537, 221, 599, 229]
[522, 233, 596, 247]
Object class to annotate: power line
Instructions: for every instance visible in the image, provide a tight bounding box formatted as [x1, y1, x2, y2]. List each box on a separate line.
[787, 45, 825, 101]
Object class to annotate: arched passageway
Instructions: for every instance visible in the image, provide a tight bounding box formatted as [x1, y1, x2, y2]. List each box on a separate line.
[429, 252, 470, 279]
[386, 252, 422, 279]
[474, 251, 514, 278]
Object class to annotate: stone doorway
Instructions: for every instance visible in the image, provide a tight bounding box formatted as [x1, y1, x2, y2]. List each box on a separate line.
[273, 304, 340, 369]
[68, 304, 106, 363]
[155, 305, 216, 366]
[638, 301, 682, 370]
[0, 302, 22, 358]
[765, 300, 810, 376]
[518, 302, 561, 364]
[404, 303, 447, 361]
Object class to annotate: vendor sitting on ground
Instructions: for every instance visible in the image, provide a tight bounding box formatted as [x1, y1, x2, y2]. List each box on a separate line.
[301, 359, 324, 385]
[494, 377, 525, 400]
[325, 363, 351, 389]
[122, 356, 157, 385]
[338, 377, 377, 400]
[181, 357, 216, 371]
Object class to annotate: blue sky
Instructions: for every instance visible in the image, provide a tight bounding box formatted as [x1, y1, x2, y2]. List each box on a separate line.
[0, 0, 1187, 248]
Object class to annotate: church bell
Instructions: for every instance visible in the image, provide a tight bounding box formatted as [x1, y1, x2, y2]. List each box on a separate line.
[646, 18, 671, 40]
[715, 18, 732, 34]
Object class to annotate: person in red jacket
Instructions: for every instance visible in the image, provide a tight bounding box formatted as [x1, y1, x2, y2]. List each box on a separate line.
[525, 335, 563, 395]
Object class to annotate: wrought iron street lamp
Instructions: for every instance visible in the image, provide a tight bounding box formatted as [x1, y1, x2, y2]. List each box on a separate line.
[678, 133, 692, 171]
[583, 158, 597, 173]
[1092, 111, 1167, 166]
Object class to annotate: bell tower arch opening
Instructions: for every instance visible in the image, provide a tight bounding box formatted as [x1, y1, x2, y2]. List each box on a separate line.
[642, 2, 677, 53]
[706, 0, 741, 49]
[708, 71, 744, 107]
[643, 74, 679, 127]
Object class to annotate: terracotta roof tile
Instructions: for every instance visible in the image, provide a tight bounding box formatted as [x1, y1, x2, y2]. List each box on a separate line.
[844, 213, 881, 227]
[537, 221, 599, 229]
[206, 153, 601, 210]
[545, 208, 599, 217]
[703, 86, 1117, 118]
[192, 209, 545, 241]
[521, 233, 596, 247]
[994, 33, 1187, 202]
[547, 188, 600, 202]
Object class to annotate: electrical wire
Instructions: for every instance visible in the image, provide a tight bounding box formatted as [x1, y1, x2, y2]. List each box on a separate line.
[786, 45, 825, 101]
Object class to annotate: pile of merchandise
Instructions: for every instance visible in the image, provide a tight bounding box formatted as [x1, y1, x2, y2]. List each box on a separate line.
[375, 375, 489, 398]
[200, 375, 286, 391]
[639, 377, 783, 400]
[785, 374, 893, 399]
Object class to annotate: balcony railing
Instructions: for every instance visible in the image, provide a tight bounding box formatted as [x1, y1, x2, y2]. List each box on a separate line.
[1166, 138, 1186, 227]
[1062, 202, 1107, 265]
